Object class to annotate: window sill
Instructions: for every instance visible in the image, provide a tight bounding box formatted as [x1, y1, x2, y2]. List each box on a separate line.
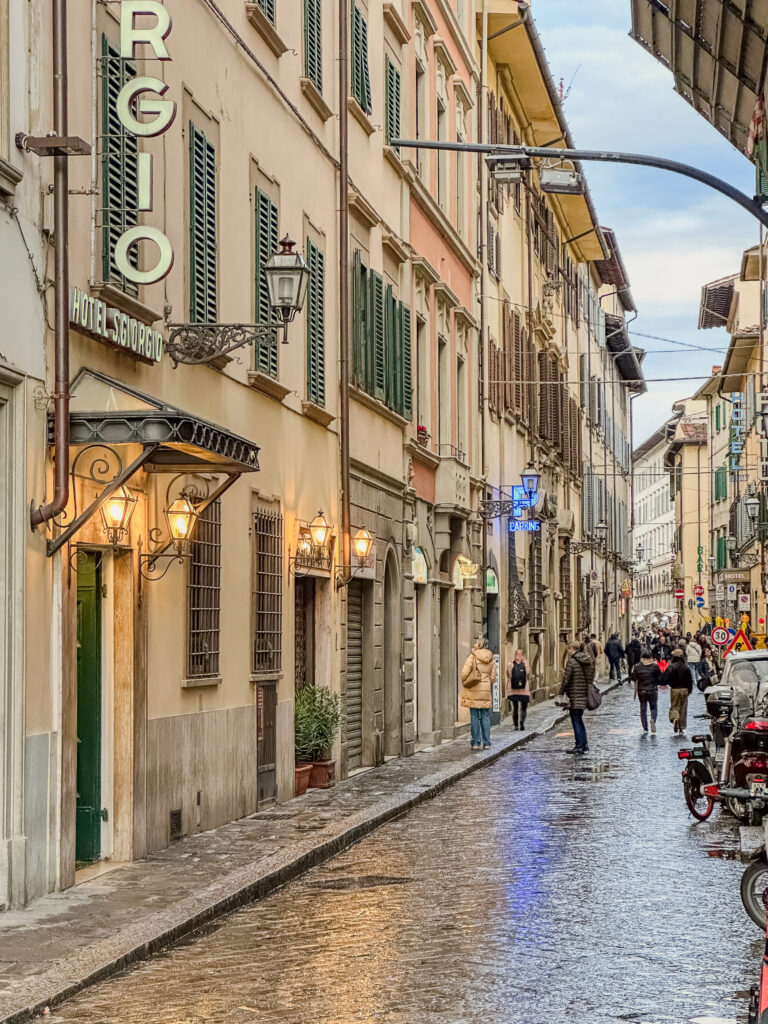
[350, 385, 408, 428]
[247, 370, 292, 402]
[90, 282, 163, 325]
[0, 156, 23, 202]
[347, 96, 376, 137]
[383, 145, 410, 180]
[250, 672, 282, 684]
[348, 189, 379, 229]
[300, 78, 333, 122]
[406, 437, 439, 468]
[244, 3, 288, 58]
[302, 400, 335, 427]
[182, 676, 222, 689]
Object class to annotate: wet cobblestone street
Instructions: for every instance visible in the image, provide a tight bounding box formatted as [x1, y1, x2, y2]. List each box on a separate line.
[46, 688, 759, 1024]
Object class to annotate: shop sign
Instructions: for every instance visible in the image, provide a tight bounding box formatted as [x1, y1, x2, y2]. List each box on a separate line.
[720, 570, 751, 583]
[509, 520, 540, 533]
[486, 568, 499, 594]
[111, 2, 176, 285]
[412, 546, 428, 585]
[69, 286, 163, 363]
[697, 546, 704, 573]
[619, 598, 626, 617]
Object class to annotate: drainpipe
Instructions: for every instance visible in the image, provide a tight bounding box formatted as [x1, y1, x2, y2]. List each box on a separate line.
[480, 5, 488, 631]
[338, 0, 351, 579]
[32, 0, 70, 529]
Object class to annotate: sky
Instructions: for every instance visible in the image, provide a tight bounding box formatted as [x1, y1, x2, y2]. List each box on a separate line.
[531, 0, 759, 443]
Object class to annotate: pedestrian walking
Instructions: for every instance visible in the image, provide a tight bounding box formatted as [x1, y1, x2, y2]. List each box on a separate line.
[605, 633, 626, 682]
[560, 642, 595, 755]
[626, 635, 642, 676]
[505, 649, 531, 730]
[686, 635, 702, 686]
[631, 648, 662, 734]
[662, 648, 693, 735]
[460, 638, 497, 750]
[698, 648, 718, 691]
[653, 635, 672, 672]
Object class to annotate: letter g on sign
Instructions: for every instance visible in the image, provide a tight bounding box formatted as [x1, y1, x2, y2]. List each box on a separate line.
[117, 78, 177, 137]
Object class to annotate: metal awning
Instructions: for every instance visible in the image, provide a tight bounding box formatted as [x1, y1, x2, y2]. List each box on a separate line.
[56, 369, 260, 473]
[605, 313, 647, 393]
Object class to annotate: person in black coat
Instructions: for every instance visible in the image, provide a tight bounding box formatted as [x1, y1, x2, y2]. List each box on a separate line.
[631, 650, 662, 734]
[605, 633, 626, 682]
[560, 644, 595, 755]
[626, 637, 642, 676]
[662, 649, 693, 735]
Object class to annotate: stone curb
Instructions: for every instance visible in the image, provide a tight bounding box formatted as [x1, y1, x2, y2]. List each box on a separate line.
[3, 680, 619, 1024]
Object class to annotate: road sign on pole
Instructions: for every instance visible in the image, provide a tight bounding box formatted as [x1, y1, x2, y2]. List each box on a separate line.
[694, 585, 705, 597]
[674, 588, 684, 600]
[711, 627, 729, 646]
[723, 628, 753, 657]
[696, 597, 705, 608]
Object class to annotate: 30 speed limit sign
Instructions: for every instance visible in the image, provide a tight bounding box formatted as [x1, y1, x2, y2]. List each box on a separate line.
[711, 627, 729, 646]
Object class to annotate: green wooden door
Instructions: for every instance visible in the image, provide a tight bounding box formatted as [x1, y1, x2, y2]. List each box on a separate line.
[76, 554, 102, 864]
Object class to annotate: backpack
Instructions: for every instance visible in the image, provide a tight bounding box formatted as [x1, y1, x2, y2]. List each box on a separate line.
[510, 662, 527, 690]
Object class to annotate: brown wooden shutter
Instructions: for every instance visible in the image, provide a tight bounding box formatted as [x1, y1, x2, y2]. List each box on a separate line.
[538, 351, 548, 437]
[513, 310, 522, 415]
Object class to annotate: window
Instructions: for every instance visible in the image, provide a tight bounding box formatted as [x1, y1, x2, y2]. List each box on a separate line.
[415, 60, 427, 179]
[351, 5, 372, 114]
[252, 504, 283, 675]
[101, 37, 139, 295]
[456, 142, 465, 238]
[189, 122, 217, 322]
[416, 319, 428, 431]
[457, 356, 466, 457]
[254, 187, 279, 376]
[352, 251, 412, 418]
[385, 56, 401, 150]
[715, 464, 728, 501]
[438, 336, 448, 446]
[304, 0, 322, 91]
[187, 500, 222, 680]
[716, 534, 727, 571]
[257, 0, 275, 23]
[306, 238, 325, 406]
[437, 95, 447, 209]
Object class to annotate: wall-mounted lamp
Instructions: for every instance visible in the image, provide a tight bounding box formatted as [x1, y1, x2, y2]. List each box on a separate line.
[336, 527, 376, 589]
[139, 480, 207, 585]
[99, 484, 137, 546]
[164, 496, 199, 555]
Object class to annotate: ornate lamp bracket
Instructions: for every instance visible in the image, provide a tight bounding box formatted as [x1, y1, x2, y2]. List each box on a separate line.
[165, 323, 284, 367]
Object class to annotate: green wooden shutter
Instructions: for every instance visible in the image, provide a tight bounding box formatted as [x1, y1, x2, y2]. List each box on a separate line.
[101, 36, 139, 295]
[370, 271, 385, 400]
[352, 6, 371, 113]
[189, 123, 217, 323]
[306, 239, 325, 406]
[385, 57, 401, 149]
[254, 187, 279, 376]
[257, 0, 275, 24]
[304, 0, 322, 91]
[352, 250, 367, 388]
[400, 303, 412, 420]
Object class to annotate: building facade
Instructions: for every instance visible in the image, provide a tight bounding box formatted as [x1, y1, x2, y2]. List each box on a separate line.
[632, 422, 675, 623]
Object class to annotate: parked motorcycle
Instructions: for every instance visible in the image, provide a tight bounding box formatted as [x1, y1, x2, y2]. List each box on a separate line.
[676, 694, 733, 821]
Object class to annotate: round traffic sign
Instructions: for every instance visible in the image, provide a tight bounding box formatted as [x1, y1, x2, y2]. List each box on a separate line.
[694, 585, 705, 597]
[696, 597, 705, 608]
[712, 627, 729, 646]
[674, 588, 685, 600]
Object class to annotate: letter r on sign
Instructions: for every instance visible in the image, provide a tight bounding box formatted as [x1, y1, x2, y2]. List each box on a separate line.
[121, 1, 172, 60]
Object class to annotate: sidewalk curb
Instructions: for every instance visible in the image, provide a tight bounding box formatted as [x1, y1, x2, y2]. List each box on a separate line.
[5, 679, 620, 1024]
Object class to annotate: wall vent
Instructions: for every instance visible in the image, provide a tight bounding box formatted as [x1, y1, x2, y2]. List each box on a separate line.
[169, 808, 183, 841]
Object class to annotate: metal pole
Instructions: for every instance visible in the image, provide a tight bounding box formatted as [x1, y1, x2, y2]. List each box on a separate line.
[480, 6, 488, 635]
[390, 139, 768, 231]
[32, 0, 70, 528]
[338, 0, 351, 581]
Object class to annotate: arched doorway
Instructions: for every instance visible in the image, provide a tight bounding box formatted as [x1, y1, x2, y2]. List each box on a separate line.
[383, 551, 401, 757]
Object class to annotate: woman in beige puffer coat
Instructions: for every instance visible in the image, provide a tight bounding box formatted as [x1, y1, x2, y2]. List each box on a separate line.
[460, 640, 497, 749]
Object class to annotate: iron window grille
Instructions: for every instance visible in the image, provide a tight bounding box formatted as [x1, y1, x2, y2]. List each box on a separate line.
[529, 531, 544, 630]
[560, 539, 572, 631]
[187, 500, 222, 680]
[253, 505, 284, 674]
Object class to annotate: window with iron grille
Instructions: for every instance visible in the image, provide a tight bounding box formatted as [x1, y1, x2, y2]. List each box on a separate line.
[560, 539, 572, 631]
[101, 37, 139, 295]
[189, 122, 217, 322]
[385, 56, 401, 150]
[304, 0, 322, 90]
[187, 500, 222, 680]
[257, 0, 275, 24]
[529, 532, 544, 629]
[255, 187, 279, 376]
[252, 505, 283, 674]
[306, 239, 325, 406]
[351, 5, 372, 114]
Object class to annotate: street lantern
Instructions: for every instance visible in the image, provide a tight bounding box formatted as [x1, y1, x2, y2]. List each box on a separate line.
[309, 511, 331, 548]
[521, 463, 539, 500]
[264, 236, 310, 337]
[353, 527, 374, 560]
[646, 560, 652, 573]
[746, 494, 761, 521]
[708, 555, 716, 569]
[164, 496, 199, 554]
[636, 542, 644, 561]
[594, 520, 608, 534]
[727, 535, 737, 552]
[100, 485, 137, 545]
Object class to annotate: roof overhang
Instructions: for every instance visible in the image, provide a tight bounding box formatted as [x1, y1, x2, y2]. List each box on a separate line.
[483, 4, 606, 262]
[719, 332, 758, 392]
[58, 369, 261, 473]
[605, 312, 647, 393]
[629, 0, 768, 157]
[595, 227, 637, 312]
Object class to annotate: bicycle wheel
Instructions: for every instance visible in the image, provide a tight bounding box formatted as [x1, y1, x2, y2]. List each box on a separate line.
[741, 858, 768, 932]
[683, 761, 716, 821]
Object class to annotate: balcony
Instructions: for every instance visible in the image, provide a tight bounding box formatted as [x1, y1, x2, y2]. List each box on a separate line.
[435, 447, 470, 511]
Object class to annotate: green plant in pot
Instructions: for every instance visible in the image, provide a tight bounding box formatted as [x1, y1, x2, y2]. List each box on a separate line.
[294, 685, 342, 790]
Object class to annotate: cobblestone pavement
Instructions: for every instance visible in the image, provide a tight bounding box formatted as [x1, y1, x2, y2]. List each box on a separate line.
[43, 686, 759, 1024]
[0, 686, 580, 1023]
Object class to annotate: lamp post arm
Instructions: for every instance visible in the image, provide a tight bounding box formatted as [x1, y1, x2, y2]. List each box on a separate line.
[390, 139, 768, 230]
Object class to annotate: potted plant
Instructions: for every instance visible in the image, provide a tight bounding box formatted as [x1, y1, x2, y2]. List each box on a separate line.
[416, 423, 430, 448]
[294, 685, 342, 790]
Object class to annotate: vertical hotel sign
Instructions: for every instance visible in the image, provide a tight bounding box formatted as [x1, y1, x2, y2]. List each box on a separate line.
[113, 2, 176, 285]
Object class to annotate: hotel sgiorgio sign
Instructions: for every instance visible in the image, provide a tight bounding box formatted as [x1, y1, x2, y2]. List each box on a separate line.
[70, 286, 163, 364]
[111, 2, 176, 286]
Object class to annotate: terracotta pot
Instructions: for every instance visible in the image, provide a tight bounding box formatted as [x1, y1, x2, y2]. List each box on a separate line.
[309, 759, 336, 789]
[294, 762, 313, 797]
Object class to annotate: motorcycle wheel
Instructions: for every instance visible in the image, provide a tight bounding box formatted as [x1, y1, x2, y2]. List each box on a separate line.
[683, 761, 715, 821]
[741, 857, 768, 932]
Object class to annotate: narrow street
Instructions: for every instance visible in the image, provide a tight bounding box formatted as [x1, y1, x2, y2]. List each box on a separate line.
[45, 688, 758, 1024]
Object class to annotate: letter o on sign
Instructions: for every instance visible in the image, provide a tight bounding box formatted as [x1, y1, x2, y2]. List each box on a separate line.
[114, 226, 174, 285]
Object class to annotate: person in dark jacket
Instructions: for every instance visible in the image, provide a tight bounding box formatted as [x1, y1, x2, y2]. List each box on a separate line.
[662, 648, 693, 734]
[631, 649, 662, 734]
[560, 642, 595, 755]
[626, 636, 642, 676]
[697, 648, 718, 690]
[605, 633, 626, 682]
[652, 636, 672, 670]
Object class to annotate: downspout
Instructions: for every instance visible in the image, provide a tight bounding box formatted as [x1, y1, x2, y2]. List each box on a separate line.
[480, 5, 488, 632]
[32, 0, 70, 529]
[339, 0, 351, 580]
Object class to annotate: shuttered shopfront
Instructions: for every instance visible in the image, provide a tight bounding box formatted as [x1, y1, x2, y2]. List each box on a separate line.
[346, 581, 364, 771]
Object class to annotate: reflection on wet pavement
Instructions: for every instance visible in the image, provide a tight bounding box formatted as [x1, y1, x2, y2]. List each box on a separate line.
[46, 687, 759, 1024]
